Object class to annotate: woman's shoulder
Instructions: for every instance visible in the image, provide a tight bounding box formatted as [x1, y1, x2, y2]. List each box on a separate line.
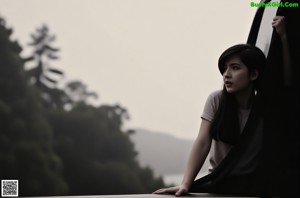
[204, 89, 222, 108]
[207, 90, 222, 101]
[202, 90, 223, 121]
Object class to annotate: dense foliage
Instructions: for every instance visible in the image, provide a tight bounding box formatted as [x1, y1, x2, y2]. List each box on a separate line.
[0, 17, 164, 196]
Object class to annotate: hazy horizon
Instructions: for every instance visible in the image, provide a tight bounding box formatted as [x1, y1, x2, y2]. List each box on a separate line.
[1, 0, 258, 139]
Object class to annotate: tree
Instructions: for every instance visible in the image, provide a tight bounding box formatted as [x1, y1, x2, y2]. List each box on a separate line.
[0, 17, 68, 196]
[1, 16, 165, 196]
[25, 24, 65, 109]
[48, 102, 164, 195]
[64, 80, 98, 109]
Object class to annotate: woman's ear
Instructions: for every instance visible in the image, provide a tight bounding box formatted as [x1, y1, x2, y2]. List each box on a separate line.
[250, 69, 259, 81]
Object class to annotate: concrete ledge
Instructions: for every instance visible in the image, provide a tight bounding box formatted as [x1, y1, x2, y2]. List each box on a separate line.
[26, 194, 256, 198]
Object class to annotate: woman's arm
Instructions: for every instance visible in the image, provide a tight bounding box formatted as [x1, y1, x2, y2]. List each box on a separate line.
[181, 119, 212, 191]
[153, 119, 212, 196]
[272, 16, 292, 86]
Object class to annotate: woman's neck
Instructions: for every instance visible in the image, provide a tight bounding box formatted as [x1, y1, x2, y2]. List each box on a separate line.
[235, 87, 255, 110]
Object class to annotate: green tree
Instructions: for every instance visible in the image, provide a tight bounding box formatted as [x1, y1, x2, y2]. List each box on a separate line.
[0, 17, 68, 196]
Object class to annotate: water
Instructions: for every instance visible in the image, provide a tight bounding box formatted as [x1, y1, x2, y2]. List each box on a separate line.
[163, 174, 183, 185]
[163, 172, 208, 186]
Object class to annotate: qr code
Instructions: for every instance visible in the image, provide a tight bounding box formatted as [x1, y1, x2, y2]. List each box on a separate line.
[1, 180, 18, 197]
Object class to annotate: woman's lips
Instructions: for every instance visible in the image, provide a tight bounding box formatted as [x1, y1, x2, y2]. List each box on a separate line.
[225, 81, 233, 87]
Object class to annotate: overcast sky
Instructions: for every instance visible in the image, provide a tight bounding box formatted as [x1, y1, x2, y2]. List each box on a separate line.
[1, 0, 259, 139]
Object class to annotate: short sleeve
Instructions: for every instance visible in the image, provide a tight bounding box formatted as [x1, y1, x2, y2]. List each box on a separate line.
[201, 90, 222, 122]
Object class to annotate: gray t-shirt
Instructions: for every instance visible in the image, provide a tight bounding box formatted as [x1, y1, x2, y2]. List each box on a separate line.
[201, 90, 251, 172]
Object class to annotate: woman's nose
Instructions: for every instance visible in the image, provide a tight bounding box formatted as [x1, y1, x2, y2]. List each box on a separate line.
[223, 68, 231, 78]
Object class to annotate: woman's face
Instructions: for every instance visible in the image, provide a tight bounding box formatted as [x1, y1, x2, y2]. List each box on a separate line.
[222, 56, 257, 94]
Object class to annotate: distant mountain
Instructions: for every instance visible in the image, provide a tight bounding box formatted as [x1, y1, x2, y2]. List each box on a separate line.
[130, 128, 209, 176]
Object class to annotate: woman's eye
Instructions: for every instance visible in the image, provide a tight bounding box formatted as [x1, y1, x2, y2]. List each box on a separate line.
[232, 66, 239, 70]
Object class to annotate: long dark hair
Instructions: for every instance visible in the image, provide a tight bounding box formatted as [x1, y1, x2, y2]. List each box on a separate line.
[211, 44, 266, 145]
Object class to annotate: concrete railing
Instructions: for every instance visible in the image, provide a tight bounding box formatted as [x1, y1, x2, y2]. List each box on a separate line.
[29, 194, 256, 198]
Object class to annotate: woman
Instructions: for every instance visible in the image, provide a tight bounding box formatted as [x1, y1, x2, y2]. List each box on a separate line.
[154, 44, 265, 196]
[153, 16, 288, 196]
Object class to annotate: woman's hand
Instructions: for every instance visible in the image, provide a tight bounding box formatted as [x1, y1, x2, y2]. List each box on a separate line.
[152, 184, 189, 197]
[272, 16, 287, 37]
[272, 15, 292, 86]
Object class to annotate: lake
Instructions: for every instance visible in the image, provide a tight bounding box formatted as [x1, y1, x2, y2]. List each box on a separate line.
[163, 172, 208, 186]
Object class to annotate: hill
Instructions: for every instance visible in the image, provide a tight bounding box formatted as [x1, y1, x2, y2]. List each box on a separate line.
[130, 128, 209, 176]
